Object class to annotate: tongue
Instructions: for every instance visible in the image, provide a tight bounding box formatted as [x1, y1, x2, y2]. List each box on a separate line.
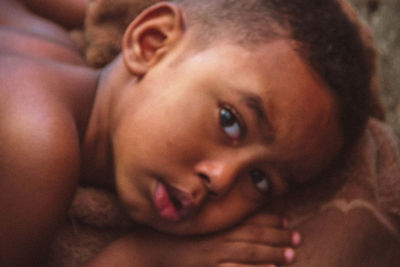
[154, 182, 180, 221]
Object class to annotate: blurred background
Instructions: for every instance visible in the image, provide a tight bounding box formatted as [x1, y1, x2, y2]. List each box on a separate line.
[349, 0, 400, 139]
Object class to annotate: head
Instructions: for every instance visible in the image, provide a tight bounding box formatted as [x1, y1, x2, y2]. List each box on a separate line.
[107, 0, 373, 234]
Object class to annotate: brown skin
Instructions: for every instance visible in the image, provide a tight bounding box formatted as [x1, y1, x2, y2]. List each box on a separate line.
[96, 2, 342, 236]
[0, 1, 342, 266]
[112, 37, 342, 234]
[86, 213, 296, 267]
[0, 0, 86, 51]
[0, 1, 97, 265]
[19, 0, 88, 29]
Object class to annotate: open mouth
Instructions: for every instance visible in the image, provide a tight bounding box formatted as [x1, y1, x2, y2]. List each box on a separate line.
[169, 191, 183, 210]
[153, 182, 193, 222]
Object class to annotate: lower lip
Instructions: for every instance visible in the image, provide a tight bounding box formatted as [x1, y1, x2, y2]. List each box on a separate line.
[153, 182, 180, 221]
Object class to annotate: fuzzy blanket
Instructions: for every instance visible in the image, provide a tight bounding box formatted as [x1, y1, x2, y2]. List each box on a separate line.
[46, 0, 400, 266]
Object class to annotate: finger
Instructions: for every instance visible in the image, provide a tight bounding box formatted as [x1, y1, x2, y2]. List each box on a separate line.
[221, 242, 296, 265]
[244, 213, 286, 228]
[226, 224, 301, 247]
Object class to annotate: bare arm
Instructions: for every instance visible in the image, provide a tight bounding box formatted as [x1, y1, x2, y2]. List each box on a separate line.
[85, 214, 299, 267]
[0, 0, 85, 51]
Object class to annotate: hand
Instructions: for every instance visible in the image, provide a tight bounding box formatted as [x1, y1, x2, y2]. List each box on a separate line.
[173, 213, 301, 267]
[85, 213, 301, 267]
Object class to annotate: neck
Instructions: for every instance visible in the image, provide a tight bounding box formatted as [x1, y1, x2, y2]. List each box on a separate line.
[80, 55, 134, 189]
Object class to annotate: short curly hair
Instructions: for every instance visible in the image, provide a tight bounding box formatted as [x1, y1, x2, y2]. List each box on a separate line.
[173, 0, 374, 152]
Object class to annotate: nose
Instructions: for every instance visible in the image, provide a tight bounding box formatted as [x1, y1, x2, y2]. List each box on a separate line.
[194, 159, 239, 198]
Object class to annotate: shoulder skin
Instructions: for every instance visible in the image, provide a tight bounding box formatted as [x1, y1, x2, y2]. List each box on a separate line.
[0, 1, 98, 265]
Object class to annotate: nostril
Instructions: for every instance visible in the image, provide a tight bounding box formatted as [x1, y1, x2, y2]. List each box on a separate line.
[198, 172, 210, 184]
[197, 172, 219, 198]
[207, 190, 219, 198]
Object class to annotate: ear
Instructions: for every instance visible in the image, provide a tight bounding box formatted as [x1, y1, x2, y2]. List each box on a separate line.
[122, 2, 185, 76]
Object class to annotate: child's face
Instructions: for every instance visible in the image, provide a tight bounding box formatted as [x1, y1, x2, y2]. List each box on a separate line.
[112, 39, 343, 235]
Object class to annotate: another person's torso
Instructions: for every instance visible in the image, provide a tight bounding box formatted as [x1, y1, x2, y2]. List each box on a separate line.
[0, 0, 98, 144]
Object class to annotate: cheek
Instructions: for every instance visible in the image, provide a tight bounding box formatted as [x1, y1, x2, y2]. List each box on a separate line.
[193, 187, 263, 233]
[112, 105, 206, 174]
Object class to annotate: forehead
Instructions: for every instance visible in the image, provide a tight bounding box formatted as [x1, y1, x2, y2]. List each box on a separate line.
[177, 39, 324, 95]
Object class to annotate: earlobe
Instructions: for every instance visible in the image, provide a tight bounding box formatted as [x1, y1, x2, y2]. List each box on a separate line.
[122, 3, 185, 76]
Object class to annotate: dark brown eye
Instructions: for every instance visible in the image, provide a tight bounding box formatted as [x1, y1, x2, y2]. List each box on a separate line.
[220, 107, 242, 140]
[250, 169, 270, 194]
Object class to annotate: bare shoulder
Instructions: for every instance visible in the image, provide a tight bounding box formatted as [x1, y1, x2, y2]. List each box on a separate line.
[0, 53, 98, 129]
[0, 55, 96, 265]
[0, 58, 82, 156]
[0, 0, 86, 65]
[0, 65, 81, 203]
[0, 54, 98, 181]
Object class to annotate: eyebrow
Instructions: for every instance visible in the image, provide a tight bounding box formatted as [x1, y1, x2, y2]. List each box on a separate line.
[234, 89, 276, 142]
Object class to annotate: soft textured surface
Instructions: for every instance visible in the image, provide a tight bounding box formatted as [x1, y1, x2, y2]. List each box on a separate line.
[45, 188, 133, 267]
[348, 0, 400, 140]
[287, 118, 400, 266]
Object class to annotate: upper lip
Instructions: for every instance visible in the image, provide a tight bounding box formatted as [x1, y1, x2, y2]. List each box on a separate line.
[165, 183, 198, 219]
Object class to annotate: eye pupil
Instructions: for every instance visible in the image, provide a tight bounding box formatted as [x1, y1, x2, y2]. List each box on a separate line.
[219, 106, 243, 140]
[250, 169, 270, 194]
[220, 108, 236, 127]
[250, 170, 264, 182]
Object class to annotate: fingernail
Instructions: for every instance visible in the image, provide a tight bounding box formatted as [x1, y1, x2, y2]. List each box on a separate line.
[292, 232, 302, 246]
[285, 248, 296, 263]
